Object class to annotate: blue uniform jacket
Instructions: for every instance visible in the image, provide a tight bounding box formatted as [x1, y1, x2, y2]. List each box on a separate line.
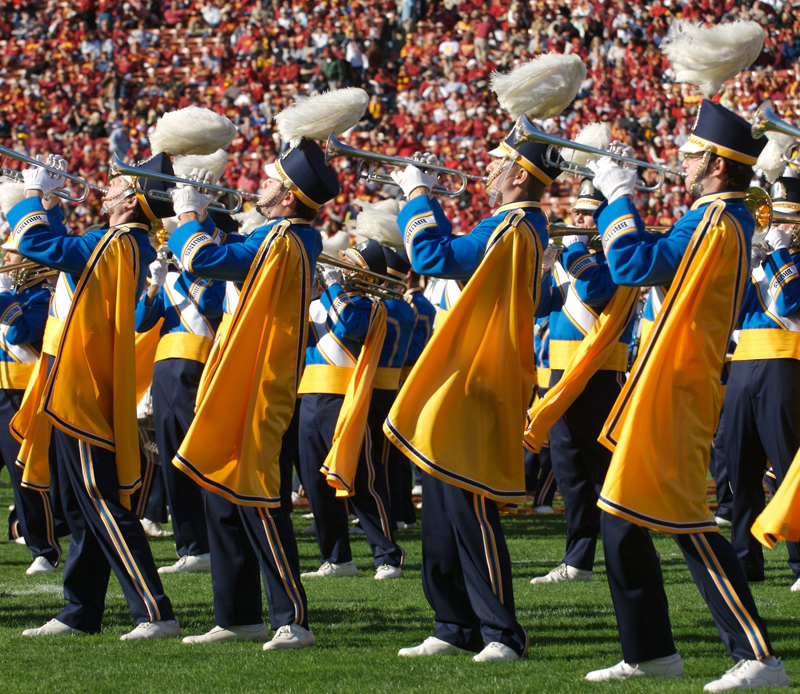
[379, 297, 416, 368]
[0, 281, 52, 356]
[305, 284, 373, 367]
[403, 287, 436, 365]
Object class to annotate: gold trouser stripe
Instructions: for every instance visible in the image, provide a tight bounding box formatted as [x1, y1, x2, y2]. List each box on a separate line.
[549, 340, 629, 372]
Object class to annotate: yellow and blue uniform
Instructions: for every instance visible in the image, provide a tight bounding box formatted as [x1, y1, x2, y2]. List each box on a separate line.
[595, 190, 774, 665]
[167, 214, 320, 631]
[724, 239, 800, 584]
[403, 287, 436, 365]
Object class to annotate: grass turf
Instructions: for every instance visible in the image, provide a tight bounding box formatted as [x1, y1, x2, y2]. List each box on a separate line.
[1, 473, 799, 693]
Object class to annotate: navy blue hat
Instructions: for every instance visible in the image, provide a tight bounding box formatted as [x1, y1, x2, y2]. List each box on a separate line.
[382, 246, 411, 279]
[265, 139, 339, 210]
[490, 118, 562, 186]
[110, 152, 176, 221]
[341, 238, 387, 276]
[772, 176, 800, 214]
[679, 99, 767, 167]
[573, 177, 605, 212]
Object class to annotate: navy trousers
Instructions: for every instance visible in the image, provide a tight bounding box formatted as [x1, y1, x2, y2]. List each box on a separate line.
[204, 491, 308, 629]
[131, 427, 168, 524]
[53, 429, 174, 632]
[298, 392, 403, 568]
[602, 512, 773, 663]
[421, 474, 528, 656]
[0, 388, 62, 566]
[151, 358, 209, 555]
[549, 369, 623, 572]
[278, 400, 301, 515]
[382, 388, 417, 526]
[708, 407, 733, 521]
[723, 359, 800, 581]
[524, 384, 557, 506]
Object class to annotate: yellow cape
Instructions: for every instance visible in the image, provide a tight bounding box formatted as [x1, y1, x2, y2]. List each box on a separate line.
[384, 209, 540, 505]
[751, 446, 800, 547]
[523, 285, 638, 452]
[597, 200, 749, 533]
[174, 223, 311, 507]
[322, 301, 387, 497]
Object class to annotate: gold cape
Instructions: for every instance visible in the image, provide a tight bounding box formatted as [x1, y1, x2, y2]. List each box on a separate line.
[173, 224, 311, 507]
[751, 446, 800, 547]
[523, 285, 638, 452]
[322, 301, 387, 496]
[135, 318, 164, 405]
[598, 200, 748, 533]
[384, 209, 540, 505]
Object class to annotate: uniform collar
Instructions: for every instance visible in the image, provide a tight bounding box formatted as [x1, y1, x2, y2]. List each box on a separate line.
[690, 191, 745, 211]
[492, 200, 542, 216]
[110, 222, 151, 234]
[270, 216, 312, 227]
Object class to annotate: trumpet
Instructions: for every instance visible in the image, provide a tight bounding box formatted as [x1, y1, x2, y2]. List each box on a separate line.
[0, 143, 97, 202]
[317, 252, 406, 301]
[747, 186, 800, 246]
[0, 260, 58, 288]
[548, 223, 671, 237]
[514, 115, 686, 192]
[751, 100, 800, 167]
[325, 133, 486, 198]
[110, 153, 259, 214]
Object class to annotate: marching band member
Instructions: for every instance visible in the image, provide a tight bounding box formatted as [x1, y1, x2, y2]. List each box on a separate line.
[529, 179, 636, 585]
[11, 152, 179, 640]
[298, 239, 406, 580]
[585, 99, 788, 691]
[724, 174, 800, 588]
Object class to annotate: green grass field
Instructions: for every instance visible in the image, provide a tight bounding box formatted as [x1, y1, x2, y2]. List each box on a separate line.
[1, 474, 799, 694]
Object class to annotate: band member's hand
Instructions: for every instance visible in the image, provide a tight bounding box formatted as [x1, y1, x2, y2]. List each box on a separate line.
[607, 140, 635, 160]
[187, 167, 215, 194]
[541, 243, 559, 272]
[170, 185, 214, 217]
[320, 266, 343, 288]
[764, 225, 791, 252]
[561, 234, 588, 247]
[587, 156, 636, 202]
[22, 155, 65, 196]
[148, 259, 169, 288]
[0, 269, 14, 294]
[390, 164, 438, 199]
[751, 245, 767, 270]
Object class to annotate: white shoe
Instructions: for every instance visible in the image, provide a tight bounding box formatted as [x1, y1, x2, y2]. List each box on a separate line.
[262, 624, 316, 651]
[398, 636, 469, 657]
[158, 554, 211, 574]
[411, 485, 422, 496]
[375, 564, 403, 580]
[23, 619, 87, 637]
[60, 534, 72, 544]
[396, 521, 417, 530]
[585, 654, 685, 681]
[530, 563, 593, 584]
[473, 642, 520, 662]
[301, 561, 358, 578]
[140, 519, 173, 537]
[182, 624, 268, 644]
[120, 620, 181, 641]
[301, 512, 314, 519]
[715, 515, 732, 527]
[13, 535, 27, 545]
[791, 577, 800, 592]
[703, 657, 789, 692]
[534, 505, 554, 514]
[26, 556, 55, 575]
[301, 521, 316, 537]
[291, 491, 301, 504]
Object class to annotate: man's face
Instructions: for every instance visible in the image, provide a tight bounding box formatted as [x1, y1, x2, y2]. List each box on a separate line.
[4, 250, 22, 266]
[681, 152, 707, 194]
[571, 209, 596, 229]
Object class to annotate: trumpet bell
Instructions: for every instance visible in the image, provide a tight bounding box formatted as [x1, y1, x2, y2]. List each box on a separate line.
[745, 186, 773, 238]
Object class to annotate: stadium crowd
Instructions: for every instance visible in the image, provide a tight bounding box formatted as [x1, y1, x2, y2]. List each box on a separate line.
[1, 0, 799, 235]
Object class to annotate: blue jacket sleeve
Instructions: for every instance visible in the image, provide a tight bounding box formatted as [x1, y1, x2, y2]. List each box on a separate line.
[135, 287, 166, 333]
[597, 197, 693, 287]
[3, 286, 51, 345]
[168, 215, 255, 282]
[45, 204, 69, 235]
[765, 248, 800, 318]
[192, 276, 226, 320]
[535, 269, 555, 318]
[561, 243, 617, 307]
[320, 284, 373, 340]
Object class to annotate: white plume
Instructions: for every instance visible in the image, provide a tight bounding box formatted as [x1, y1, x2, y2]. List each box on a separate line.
[0, 180, 25, 216]
[172, 150, 229, 185]
[353, 198, 404, 248]
[755, 132, 794, 184]
[661, 20, 764, 97]
[322, 229, 351, 255]
[232, 206, 268, 236]
[563, 122, 611, 166]
[150, 107, 237, 156]
[275, 88, 369, 148]
[490, 53, 586, 121]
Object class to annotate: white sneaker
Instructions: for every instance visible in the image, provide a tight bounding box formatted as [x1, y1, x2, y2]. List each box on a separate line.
[13, 536, 27, 545]
[534, 505, 555, 514]
[375, 564, 403, 580]
[158, 554, 211, 574]
[704, 657, 789, 692]
[585, 654, 685, 681]
[301, 561, 358, 578]
[26, 556, 55, 575]
[140, 519, 173, 537]
[120, 620, 181, 641]
[291, 491, 301, 504]
[182, 623, 268, 644]
[791, 577, 800, 592]
[530, 563, 593, 584]
[301, 521, 316, 537]
[473, 642, 520, 662]
[398, 636, 469, 657]
[263, 624, 316, 651]
[411, 485, 422, 496]
[23, 619, 87, 637]
[715, 515, 732, 527]
[301, 512, 314, 520]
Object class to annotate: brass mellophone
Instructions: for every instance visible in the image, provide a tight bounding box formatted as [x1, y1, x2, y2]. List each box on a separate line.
[316, 252, 406, 300]
[750, 100, 800, 166]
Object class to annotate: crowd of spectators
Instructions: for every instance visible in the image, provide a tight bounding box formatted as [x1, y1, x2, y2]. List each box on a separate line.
[1, 0, 799, 236]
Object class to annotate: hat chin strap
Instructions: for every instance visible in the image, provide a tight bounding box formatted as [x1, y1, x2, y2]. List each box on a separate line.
[689, 148, 712, 199]
[487, 156, 516, 208]
[256, 181, 291, 216]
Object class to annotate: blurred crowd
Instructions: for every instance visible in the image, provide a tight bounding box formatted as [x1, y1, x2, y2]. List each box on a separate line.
[1, 0, 799, 235]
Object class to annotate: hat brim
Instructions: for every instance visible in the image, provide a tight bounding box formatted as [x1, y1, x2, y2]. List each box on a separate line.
[264, 162, 280, 179]
[678, 140, 704, 155]
[488, 147, 504, 158]
[1, 240, 16, 251]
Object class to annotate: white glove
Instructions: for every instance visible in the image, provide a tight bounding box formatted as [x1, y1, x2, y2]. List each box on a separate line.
[608, 140, 635, 159]
[541, 243, 559, 272]
[187, 167, 215, 193]
[148, 259, 169, 288]
[170, 185, 214, 217]
[561, 234, 588, 247]
[751, 245, 767, 270]
[764, 226, 791, 252]
[320, 266, 343, 288]
[0, 270, 14, 293]
[22, 154, 65, 196]
[390, 164, 439, 198]
[587, 156, 637, 203]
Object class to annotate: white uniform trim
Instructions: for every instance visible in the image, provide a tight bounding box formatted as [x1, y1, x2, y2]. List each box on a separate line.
[309, 299, 357, 367]
[0, 303, 38, 364]
[163, 272, 214, 338]
[554, 261, 597, 336]
[752, 264, 800, 332]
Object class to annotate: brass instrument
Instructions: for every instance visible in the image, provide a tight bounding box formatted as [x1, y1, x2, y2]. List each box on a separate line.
[0, 260, 58, 289]
[316, 252, 406, 300]
[747, 186, 800, 250]
[0, 144, 98, 202]
[750, 101, 800, 167]
[514, 115, 686, 192]
[324, 133, 486, 198]
[549, 223, 670, 237]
